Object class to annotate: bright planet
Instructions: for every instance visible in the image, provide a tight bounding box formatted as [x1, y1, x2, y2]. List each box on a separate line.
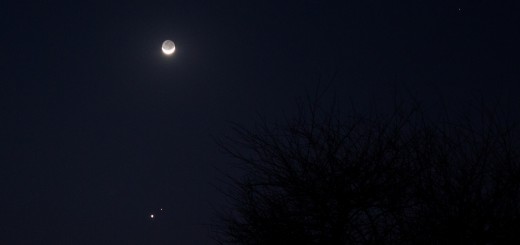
[162, 40, 175, 55]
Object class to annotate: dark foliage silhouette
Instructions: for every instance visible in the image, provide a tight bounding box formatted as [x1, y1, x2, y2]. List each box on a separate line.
[216, 100, 520, 244]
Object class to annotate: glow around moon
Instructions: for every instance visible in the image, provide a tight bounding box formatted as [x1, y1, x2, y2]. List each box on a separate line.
[162, 40, 175, 55]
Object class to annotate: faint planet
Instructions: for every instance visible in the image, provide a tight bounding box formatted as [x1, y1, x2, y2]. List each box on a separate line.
[162, 40, 175, 55]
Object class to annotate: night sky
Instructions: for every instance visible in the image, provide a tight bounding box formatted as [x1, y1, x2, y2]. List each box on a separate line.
[2, 0, 519, 244]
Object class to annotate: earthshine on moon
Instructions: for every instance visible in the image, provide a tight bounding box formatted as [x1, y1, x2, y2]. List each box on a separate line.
[162, 40, 175, 55]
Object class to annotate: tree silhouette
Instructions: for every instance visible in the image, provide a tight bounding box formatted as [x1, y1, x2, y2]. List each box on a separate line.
[216, 100, 520, 244]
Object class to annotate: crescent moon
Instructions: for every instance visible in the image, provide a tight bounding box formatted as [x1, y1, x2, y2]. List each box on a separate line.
[162, 40, 176, 55]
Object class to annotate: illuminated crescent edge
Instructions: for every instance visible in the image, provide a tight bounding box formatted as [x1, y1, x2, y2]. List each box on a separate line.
[162, 46, 175, 55]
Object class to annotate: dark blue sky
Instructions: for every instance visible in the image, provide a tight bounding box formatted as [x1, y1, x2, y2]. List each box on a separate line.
[1, 0, 519, 244]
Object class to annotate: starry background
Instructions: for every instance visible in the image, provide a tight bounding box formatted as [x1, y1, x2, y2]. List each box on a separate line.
[1, 0, 519, 244]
